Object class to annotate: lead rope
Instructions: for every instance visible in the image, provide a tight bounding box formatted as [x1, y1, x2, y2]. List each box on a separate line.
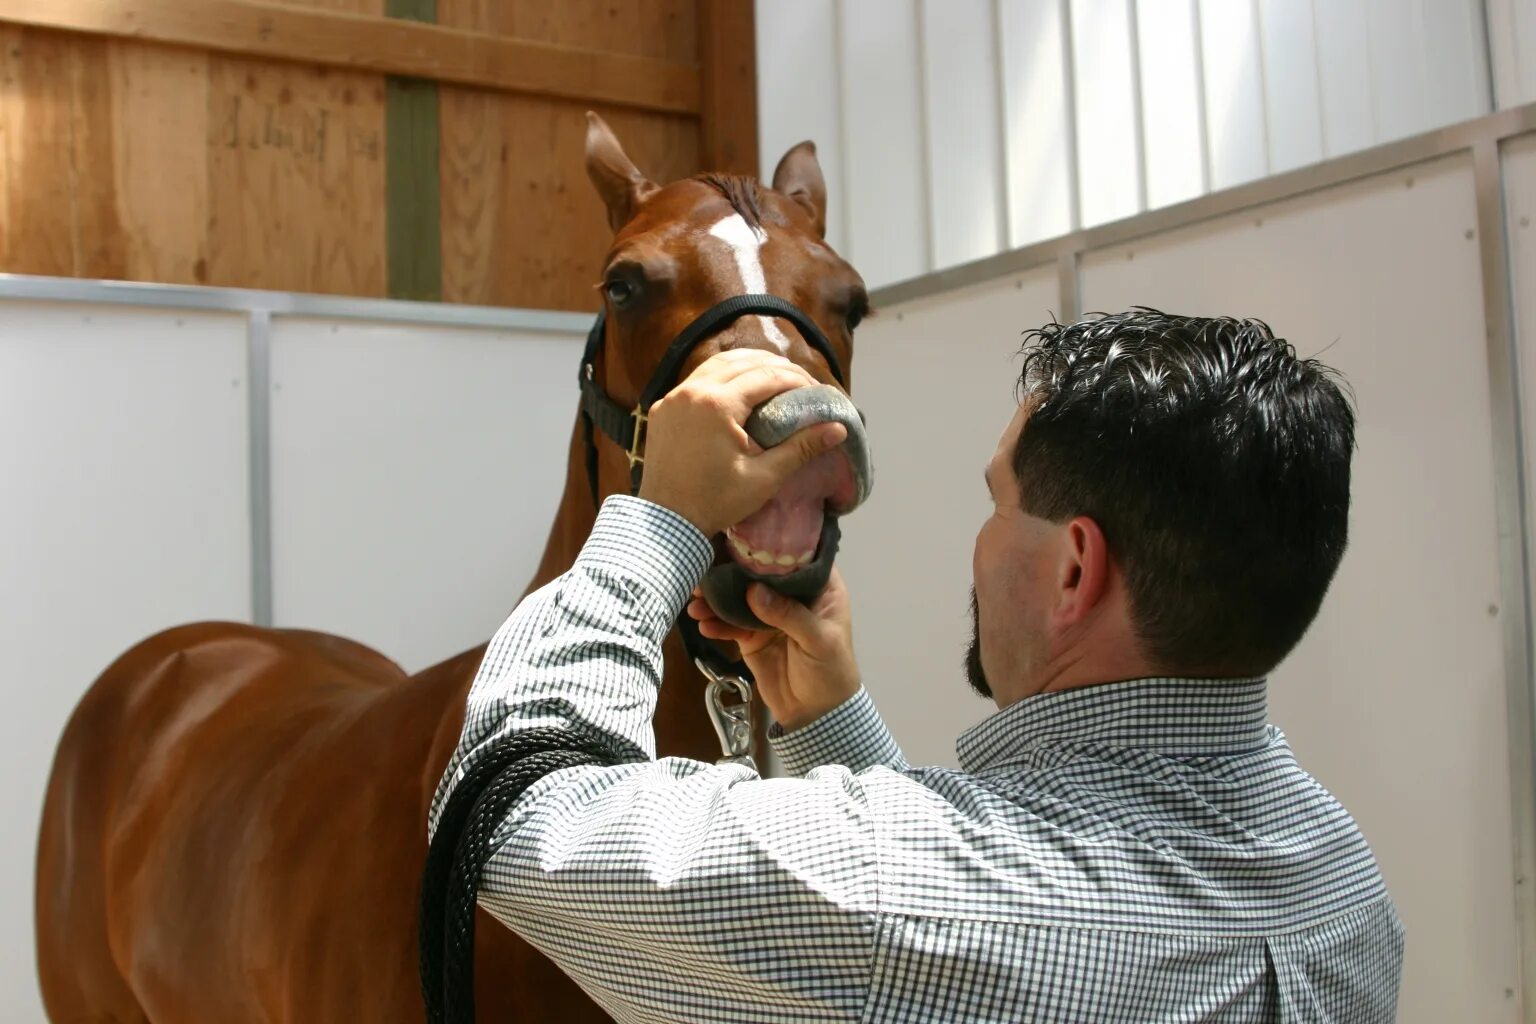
[420, 686, 760, 1023]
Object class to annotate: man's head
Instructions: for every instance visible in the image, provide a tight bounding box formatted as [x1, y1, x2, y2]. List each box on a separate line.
[967, 310, 1356, 704]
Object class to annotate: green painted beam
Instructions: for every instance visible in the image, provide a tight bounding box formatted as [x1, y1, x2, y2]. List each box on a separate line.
[385, 0, 441, 301]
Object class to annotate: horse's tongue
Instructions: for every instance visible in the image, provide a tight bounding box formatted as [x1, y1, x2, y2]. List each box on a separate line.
[731, 460, 833, 558]
[733, 495, 823, 559]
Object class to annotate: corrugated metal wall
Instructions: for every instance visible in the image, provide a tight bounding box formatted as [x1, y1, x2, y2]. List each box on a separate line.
[758, 0, 1524, 289]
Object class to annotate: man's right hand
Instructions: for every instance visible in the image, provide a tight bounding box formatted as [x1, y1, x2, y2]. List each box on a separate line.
[685, 568, 861, 733]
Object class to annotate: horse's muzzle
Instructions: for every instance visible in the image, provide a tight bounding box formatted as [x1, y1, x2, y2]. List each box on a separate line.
[700, 384, 873, 630]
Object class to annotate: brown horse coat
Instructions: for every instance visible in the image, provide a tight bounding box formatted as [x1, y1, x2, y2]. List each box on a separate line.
[35, 114, 867, 1023]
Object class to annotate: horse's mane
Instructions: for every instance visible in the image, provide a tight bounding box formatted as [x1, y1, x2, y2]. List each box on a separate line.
[693, 173, 764, 229]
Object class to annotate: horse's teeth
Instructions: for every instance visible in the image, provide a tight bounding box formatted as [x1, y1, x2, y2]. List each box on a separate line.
[775, 553, 796, 566]
[751, 549, 774, 565]
[797, 551, 814, 564]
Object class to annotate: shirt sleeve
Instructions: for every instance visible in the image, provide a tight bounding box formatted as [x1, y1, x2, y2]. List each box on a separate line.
[427, 495, 879, 1022]
[769, 688, 910, 778]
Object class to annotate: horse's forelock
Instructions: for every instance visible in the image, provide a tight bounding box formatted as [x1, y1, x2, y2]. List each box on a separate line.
[693, 173, 765, 230]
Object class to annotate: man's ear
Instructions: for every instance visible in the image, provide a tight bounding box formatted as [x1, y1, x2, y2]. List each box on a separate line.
[771, 140, 827, 238]
[1056, 516, 1111, 625]
[585, 111, 660, 232]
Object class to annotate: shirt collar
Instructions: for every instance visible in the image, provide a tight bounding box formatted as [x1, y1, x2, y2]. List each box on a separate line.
[956, 676, 1270, 772]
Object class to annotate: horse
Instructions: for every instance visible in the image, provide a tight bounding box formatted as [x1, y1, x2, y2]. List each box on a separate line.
[34, 112, 870, 1023]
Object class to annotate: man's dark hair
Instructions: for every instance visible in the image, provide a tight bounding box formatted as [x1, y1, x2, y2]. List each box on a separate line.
[1013, 309, 1355, 677]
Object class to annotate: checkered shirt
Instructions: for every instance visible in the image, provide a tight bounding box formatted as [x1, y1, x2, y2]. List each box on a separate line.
[430, 496, 1404, 1022]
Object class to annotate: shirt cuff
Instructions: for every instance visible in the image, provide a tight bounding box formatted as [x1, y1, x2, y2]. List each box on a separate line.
[769, 687, 904, 777]
[578, 495, 714, 632]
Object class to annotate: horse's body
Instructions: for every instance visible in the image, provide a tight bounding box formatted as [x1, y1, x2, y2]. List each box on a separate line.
[36, 115, 866, 1022]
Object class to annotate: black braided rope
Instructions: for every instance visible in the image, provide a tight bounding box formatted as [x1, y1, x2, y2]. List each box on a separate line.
[420, 727, 636, 1024]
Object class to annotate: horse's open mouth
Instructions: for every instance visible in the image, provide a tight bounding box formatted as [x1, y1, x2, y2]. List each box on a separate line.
[699, 384, 872, 630]
[724, 445, 856, 576]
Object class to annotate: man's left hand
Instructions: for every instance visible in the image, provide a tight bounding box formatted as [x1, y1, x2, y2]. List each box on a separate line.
[636, 349, 848, 538]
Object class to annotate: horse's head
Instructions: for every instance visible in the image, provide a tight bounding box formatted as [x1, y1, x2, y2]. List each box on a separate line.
[583, 112, 872, 625]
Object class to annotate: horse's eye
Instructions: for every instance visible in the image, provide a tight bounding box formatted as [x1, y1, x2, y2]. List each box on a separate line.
[604, 278, 637, 309]
[845, 297, 868, 332]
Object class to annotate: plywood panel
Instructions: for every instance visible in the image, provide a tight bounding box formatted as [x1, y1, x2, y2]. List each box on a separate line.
[838, 268, 1062, 768]
[998, 0, 1074, 246]
[1136, 0, 1205, 208]
[921, 0, 1003, 269]
[269, 316, 582, 672]
[1070, 0, 1139, 226]
[0, 301, 252, 1022]
[1080, 154, 1516, 1023]
[205, 56, 388, 296]
[439, 90, 696, 311]
[0, 27, 100, 277]
[839, 0, 927, 288]
[1258, 0, 1323, 174]
[108, 40, 210, 284]
[1199, 0, 1268, 188]
[755, 0, 846, 254]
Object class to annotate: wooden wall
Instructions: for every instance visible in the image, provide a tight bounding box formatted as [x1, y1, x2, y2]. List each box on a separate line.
[0, 0, 755, 310]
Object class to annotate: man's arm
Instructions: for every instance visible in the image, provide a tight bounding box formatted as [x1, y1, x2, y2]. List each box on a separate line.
[769, 687, 910, 777]
[427, 496, 880, 1021]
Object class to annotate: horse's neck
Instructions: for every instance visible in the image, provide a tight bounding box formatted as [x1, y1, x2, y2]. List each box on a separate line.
[527, 412, 603, 594]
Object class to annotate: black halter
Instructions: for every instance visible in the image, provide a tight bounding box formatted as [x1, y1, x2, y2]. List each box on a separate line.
[578, 293, 847, 507]
[577, 293, 848, 679]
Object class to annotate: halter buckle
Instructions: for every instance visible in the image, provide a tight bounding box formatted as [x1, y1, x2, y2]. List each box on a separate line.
[626, 405, 647, 471]
[696, 658, 757, 771]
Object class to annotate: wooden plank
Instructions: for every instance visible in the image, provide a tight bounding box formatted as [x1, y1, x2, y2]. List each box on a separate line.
[439, 0, 698, 64]
[386, 77, 442, 300]
[204, 54, 388, 296]
[385, 0, 441, 300]
[0, 0, 701, 116]
[697, 0, 756, 174]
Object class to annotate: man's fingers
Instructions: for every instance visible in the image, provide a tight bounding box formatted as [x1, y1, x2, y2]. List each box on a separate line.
[747, 583, 827, 649]
[713, 363, 822, 417]
[756, 421, 847, 481]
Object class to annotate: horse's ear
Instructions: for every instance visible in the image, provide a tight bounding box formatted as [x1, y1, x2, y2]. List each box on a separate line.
[585, 112, 659, 232]
[771, 141, 827, 238]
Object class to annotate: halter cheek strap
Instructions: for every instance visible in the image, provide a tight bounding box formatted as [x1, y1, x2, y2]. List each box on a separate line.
[578, 294, 847, 507]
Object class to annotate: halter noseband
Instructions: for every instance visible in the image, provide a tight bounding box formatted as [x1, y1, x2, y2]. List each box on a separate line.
[577, 293, 848, 508]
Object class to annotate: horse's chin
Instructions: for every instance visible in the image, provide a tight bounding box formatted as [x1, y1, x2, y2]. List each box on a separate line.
[699, 384, 871, 632]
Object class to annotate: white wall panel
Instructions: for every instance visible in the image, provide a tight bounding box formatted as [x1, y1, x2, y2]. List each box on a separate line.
[0, 302, 252, 1022]
[755, 0, 849, 256]
[838, 0, 928, 288]
[1313, 0, 1378, 156]
[1258, 0, 1324, 173]
[1137, 0, 1206, 207]
[1080, 155, 1516, 1023]
[269, 318, 581, 674]
[999, 0, 1076, 245]
[921, 0, 1005, 268]
[1487, 0, 1536, 108]
[1505, 135, 1536, 648]
[1199, 0, 1269, 188]
[1071, 0, 1142, 225]
[839, 269, 1061, 768]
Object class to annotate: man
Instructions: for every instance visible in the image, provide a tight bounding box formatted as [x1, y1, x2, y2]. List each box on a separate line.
[430, 310, 1403, 1022]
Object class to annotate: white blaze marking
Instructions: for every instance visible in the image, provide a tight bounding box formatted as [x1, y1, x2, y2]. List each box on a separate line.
[707, 213, 792, 354]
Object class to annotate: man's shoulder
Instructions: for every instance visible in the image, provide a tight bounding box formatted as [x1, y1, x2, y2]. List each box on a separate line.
[852, 743, 1390, 934]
